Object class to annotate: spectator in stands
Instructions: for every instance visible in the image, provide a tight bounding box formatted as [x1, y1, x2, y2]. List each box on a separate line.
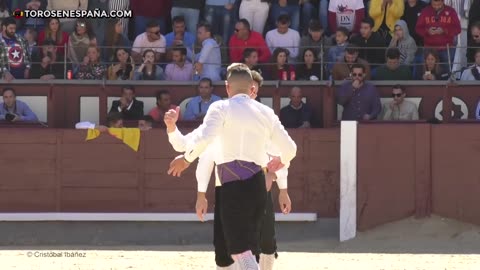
[24, 27, 39, 60]
[165, 16, 196, 61]
[280, 86, 312, 128]
[332, 45, 371, 80]
[460, 49, 480, 81]
[134, 49, 165, 80]
[75, 45, 106, 80]
[47, 0, 87, 33]
[130, 0, 170, 36]
[131, 20, 166, 64]
[415, 0, 461, 66]
[374, 48, 412, 80]
[109, 0, 130, 36]
[369, 0, 404, 44]
[328, 0, 365, 35]
[388, 20, 417, 65]
[327, 27, 350, 70]
[109, 85, 144, 120]
[445, 0, 469, 77]
[239, 0, 270, 34]
[298, 19, 332, 64]
[266, 47, 296, 80]
[401, 0, 427, 46]
[467, 21, 480, 64]
[106, 111, 124, 128]
[0, 17, 31, 81]
[336, 63, 382, 120]
[171, 1, 202, 34]
[204, 0, 235, 44]
[229, 19, 271, 64]
[138, 115, 153, 131]
[467, 0, 480, 42]
[0, 87, 38, 122]
[296, 48, 322, 80]
[183, 78, 221, 120]
[88, 0, 108, 46]
[102, 18, 131, 64]
[266, 14, 301, 62]
[31, 39, 67, 80]
[300, 0, 319, 35]
[107, 48, 135, 80]
[67, 19, 97, 66]
[270, 0, 300, 31]
[382, 85, 419, 120]
[350, 17, 386, 68]
[242, 48, 263, 74]
[194, 21, 222, 81]
[165, 46, 193, 81]
[37, 18, 69, 57]
[414, 49, 449, 80]
[148, 90, 180, 122]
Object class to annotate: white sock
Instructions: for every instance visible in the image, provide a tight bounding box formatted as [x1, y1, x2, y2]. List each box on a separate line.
[232, 251, 259, 270]
[259, 253, 275, 270]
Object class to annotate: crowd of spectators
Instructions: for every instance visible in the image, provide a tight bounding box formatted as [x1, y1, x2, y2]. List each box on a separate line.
[1, 0, 480, 125]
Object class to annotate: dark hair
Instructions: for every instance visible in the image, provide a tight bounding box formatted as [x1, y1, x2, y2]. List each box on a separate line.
[302, 48, 318, 62]
[45, 18, 64, 44]
[1, 17, 16, 27]
[277, 14, 291, 24]
[172, 45, 187, 56]
[386, 48, 401, 60]
[106, 112, 123, 126]
[361, 17, 375, 28]
[238, 19, 250, 30]
[336, 27, 350, 38]
[351, 63, 366, 72]
[392, 84, 405, 92]
[346, 44, 360, 54]
[121, 85, 135, 93]
[104, 18, 123, 62]
[172, 15, 185, 24]
[199, 77, 212, 87]
[2, 87, 15, 96]
[308, 19, 323, 31]
[114, 48, 133, 79]
[155, 89, 170, 101]
[142, 49, 158, 77]
[141, 115, 154, 122]
[146, 19, 160, 29]
[271, 47, 290, 63]
[42, 38, 56, 46]
[75, 19, 95, 39]
[197, 21, 212, 33]
[242, 48, 257, 60]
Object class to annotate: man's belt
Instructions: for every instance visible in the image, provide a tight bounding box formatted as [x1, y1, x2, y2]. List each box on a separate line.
[216, 160, 265, 185]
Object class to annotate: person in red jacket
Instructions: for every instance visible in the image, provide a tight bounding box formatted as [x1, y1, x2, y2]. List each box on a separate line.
[415, 0, 461, 68]
[229, 19, 271, 63]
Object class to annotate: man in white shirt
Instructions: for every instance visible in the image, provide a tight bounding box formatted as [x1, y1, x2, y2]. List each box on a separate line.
[166, 70, 291, 270]
[131, 20, 166, 63]
[166, 63, 297, 270]
[265, 14, 301, 63]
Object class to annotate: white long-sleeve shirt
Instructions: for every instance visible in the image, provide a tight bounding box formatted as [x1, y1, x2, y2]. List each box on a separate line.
[169, 129, 289, 192]
[181, 93, 297, 167]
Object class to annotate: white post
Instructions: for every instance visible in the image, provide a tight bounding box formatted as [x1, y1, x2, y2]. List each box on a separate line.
[340, 121, 357, 242]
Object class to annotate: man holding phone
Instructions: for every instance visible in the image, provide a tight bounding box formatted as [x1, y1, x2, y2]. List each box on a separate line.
[0, 88, 38, 123]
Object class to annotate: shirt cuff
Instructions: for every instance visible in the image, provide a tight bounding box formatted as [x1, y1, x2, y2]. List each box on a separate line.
[275, 167, 288, 189]
[197, 180, 209, 193]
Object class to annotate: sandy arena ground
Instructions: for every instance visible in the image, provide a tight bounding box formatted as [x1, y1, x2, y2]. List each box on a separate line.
[1, 216, 480, 270]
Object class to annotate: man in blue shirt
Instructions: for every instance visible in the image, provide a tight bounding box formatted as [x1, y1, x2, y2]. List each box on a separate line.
[164, 16, 196, 62]
[0, 87, 38, 122]
[195, 21, 222, 81]
[183, 78, 221, 120]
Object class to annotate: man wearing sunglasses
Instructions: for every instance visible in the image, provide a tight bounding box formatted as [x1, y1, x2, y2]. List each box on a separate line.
[132, 20, 166, 64]
[382, 85, 419, 120]
[336, 63, 382, 121]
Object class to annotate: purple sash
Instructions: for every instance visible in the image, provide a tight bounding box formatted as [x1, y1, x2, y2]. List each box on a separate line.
[217, 160, 262, 185]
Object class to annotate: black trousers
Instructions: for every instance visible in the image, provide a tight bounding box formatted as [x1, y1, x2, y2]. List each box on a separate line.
[213, 172, 276, 267]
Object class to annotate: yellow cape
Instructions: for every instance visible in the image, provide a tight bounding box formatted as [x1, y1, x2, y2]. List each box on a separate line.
[86, 128, 141, 152]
